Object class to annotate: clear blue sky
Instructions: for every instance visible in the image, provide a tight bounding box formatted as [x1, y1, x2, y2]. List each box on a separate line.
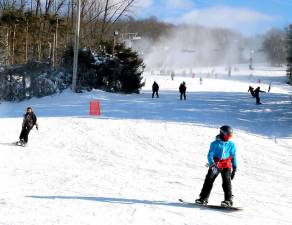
[135, 0, 292, 35]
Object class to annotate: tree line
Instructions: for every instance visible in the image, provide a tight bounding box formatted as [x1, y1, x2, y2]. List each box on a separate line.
[0, 0, 136, 66]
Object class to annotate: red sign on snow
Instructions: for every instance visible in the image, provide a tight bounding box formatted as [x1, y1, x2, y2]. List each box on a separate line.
[89, 100, 101, 116]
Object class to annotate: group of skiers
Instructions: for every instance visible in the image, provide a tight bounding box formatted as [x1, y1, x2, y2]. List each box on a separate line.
[248, 86, 266, 104]
[152, 81, 187, 100]
[153, 81, 268, 105]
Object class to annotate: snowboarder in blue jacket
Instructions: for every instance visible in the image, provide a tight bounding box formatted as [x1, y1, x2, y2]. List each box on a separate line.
[195, 125, 237, 207]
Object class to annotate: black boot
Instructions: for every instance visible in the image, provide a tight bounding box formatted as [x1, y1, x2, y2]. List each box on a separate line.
[221, 200, 233, 207]
[195, 198, 208, 205]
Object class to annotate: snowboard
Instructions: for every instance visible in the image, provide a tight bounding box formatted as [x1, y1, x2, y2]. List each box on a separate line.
[178, 199, 242, 211]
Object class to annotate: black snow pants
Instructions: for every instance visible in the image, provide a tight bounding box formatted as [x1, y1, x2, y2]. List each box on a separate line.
[19, 127, 32, 143]
[199, 168, 232, 202]
[256, 96, 261, 104]
[152, 90, 159, 98]
[180, 92, 186, 100]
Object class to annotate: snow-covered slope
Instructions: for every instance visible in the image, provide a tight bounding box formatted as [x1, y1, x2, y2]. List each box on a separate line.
[0, 66, 291, 225]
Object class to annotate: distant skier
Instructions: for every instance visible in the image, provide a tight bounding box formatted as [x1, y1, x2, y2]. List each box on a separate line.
[152, 81, 159, 98]
[200, 77, 203, 85]
[171, 71, 175, 80]
[254, 86, 265, 105]
[195, 125, 237, 207]
[248, 86, 255, 97]
[268, 82, 272, 92]
[17, 107, 38, 146]
[228, 66, 231, 77]
[179, 81, 187, 100]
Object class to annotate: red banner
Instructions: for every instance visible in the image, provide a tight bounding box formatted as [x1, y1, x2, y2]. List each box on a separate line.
[89, 100, 101, 116]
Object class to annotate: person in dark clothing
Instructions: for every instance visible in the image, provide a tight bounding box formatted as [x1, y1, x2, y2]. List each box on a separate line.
[195, 125, 237, 207]
[268, 82, 271, 92]
[254, 86, 265, 105]
[152, 81, 159, 98]
[248, 86, 255, 97]
[179, 81, 187, 100]
[18, 107, 38, 146]
[171, 71, 175, 80]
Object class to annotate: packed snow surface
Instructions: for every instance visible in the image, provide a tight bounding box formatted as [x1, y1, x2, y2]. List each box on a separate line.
[0, 65, 292, 225]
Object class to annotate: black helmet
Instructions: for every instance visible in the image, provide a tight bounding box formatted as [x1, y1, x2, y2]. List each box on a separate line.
[219, 125, 233, 141]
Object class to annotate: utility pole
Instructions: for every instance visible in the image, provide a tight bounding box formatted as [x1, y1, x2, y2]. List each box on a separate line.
[113, 31, 119, 56]
[55, 15, 58, 68]
[72, 0, 81, 92]
[25, 19, 28, 62]
[52, 33, 55, 69]
[249, 50, 254, 70]
[12, 23, 16, 64]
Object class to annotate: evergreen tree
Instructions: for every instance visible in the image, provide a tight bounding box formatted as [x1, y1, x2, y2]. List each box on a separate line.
[287, 25, 292, 84]
[61, 46, 97, 90]
[61, 43, 145, 94]
[115, 44, 145, 93]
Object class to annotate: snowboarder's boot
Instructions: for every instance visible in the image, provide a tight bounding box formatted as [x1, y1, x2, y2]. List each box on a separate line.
[19, 140, 27, 147]
[21, 141, 28, 147]
[195, 198, 208, 205]
[16, 140, 24, 146]
[221, 200, 233, 207]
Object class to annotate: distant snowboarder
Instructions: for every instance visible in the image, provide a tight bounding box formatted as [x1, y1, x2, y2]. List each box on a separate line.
[248, 86, 255, 97]
[179, 81, 187, 100]
[17, 107, 38, 146]
[195, 125, 237, 207]
[152, 81, 159, 98]
[254, 86, 265, 105]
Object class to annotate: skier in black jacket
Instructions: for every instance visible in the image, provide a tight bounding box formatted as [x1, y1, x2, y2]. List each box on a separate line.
[248, 86, 255, 97]
[179, 81, 187, 100]
[254, 87, 265, 104]
[18, 107, 38, 146]
[152, 81, 159, 98]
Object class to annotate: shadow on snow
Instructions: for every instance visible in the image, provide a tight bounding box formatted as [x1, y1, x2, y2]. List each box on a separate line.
[26, 195, 237, 213]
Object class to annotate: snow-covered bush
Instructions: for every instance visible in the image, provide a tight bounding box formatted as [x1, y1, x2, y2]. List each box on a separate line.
[0, 78, 26, 101]
[32, 74, 58, 97]
[0, 61, 72, 102]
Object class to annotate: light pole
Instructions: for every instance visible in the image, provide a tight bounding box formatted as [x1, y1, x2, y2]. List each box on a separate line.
[72, 0, 81, 92]
[249, 50, 254, 70]
[113, 30, 119, 56]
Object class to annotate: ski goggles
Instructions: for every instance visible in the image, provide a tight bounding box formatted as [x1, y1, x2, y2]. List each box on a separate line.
[223, 133, 232, 141]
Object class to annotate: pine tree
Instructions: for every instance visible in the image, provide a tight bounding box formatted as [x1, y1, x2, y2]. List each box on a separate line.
[114, 43, 145, 94]
[61, 46, 97, 89]
[287, 25, 292, 84]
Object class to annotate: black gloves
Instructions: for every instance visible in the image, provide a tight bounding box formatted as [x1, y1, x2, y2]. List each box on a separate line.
[231, 167, 236, 180]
